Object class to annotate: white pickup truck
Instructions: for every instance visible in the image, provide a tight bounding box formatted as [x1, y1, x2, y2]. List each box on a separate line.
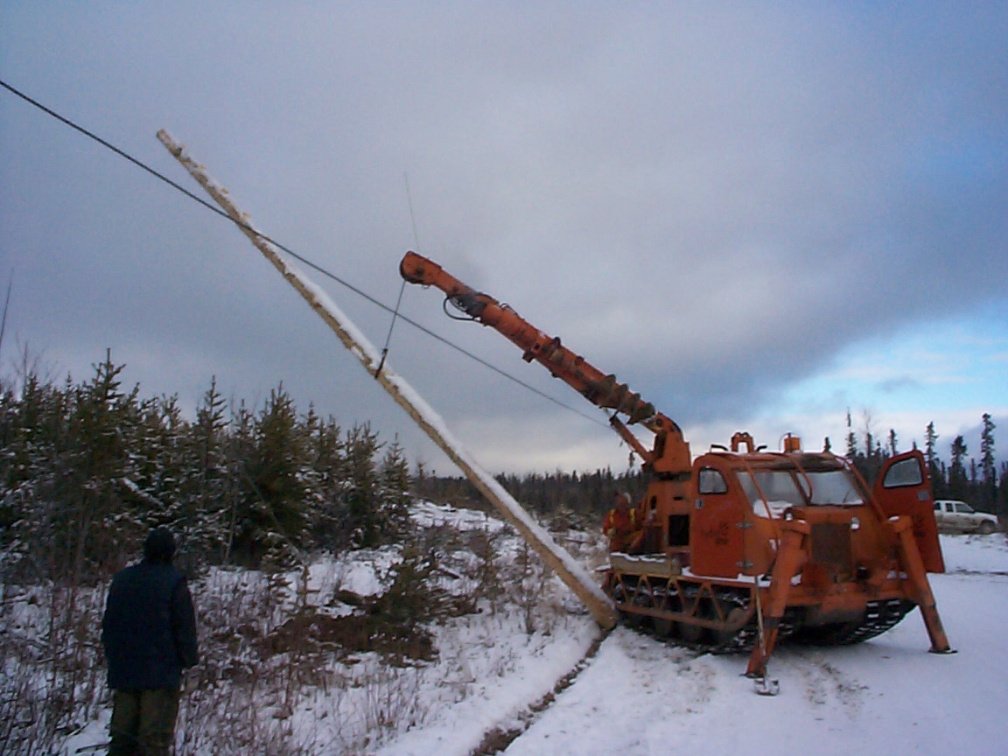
[933, 499, 999, 534]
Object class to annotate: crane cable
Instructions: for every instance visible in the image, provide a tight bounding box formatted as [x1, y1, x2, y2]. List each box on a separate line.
[375, 173, 420, 379]
[0, 78, 609, 429]
[374, 278, 406, 380]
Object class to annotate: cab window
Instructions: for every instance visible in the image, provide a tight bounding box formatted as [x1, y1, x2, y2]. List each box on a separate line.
[807, 470, 863, 505]
[737, 471, 805, 508]
[881, 457, 923, 488]
[698, 468, 728, 495]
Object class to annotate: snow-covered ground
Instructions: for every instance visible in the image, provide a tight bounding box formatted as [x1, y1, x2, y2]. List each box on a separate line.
[502, 555, 1008, 756]
[55, 509, 1007, 756]
[378, 530, 1008, 756]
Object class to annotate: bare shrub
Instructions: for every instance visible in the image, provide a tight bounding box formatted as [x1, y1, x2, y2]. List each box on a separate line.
[0, 579, 108, 753]
[0, 501, 599, 754]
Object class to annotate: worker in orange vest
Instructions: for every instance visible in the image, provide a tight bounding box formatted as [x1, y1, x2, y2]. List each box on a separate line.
[602, 492, 645, 553]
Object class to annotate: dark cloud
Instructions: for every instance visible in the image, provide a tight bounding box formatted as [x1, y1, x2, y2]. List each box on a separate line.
[2, 2, 1005, 472]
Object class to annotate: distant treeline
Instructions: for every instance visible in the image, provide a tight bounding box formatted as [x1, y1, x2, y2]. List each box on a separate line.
[414, 465, 648, 524]
[2, 353, 1005, 587]
[0, 352, 412, 583]
[422, 411, 1008, 523]
[839, 410, 1006, 516]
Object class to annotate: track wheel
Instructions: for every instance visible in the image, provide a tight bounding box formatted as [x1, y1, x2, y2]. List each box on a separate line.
[676, 591, 704, 643]
[653, 617, 674, 636]
[709, 601, 746, 648]
[677, 618, 705, 644]
[624, 588, 652, 630]
[652, 590, 679, 637]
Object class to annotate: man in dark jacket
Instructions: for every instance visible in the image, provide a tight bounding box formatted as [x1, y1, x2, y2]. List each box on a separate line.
[101, 527, 199, 756]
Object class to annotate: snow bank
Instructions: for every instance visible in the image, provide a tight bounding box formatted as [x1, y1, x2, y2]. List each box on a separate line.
[939, 532, 1008, 574]
[411, 500, 508, 534]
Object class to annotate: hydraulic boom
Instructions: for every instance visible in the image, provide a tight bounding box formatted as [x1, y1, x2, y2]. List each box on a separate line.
[400, 251, 691, 477]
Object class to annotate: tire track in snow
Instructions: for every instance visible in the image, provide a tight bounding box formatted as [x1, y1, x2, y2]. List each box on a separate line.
[946, 569, 1008, 577]
[468, 629, 611, 755]
[469, 628, 708, 755]
[781, 649, 868, 716]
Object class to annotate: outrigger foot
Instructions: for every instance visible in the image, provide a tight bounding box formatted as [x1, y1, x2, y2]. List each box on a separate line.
[753, 676, 780, 696]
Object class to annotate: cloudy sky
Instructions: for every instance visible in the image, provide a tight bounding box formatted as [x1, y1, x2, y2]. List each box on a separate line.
[2, 2, 1006, 475]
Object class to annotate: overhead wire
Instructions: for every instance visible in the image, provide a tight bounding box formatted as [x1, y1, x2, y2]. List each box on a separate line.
[0, 78, 609, 429]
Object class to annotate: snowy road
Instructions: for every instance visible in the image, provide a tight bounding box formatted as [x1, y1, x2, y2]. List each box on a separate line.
[501, 538, 1008, 756]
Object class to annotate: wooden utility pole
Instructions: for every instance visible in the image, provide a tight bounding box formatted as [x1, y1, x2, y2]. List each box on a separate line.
[157, 130, 618, 630]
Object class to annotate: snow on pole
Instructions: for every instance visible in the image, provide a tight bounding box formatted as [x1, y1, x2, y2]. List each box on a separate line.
[157, 130, 618, 630]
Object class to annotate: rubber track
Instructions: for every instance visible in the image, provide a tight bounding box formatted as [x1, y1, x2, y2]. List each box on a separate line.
[613, 586, 912, 654]
[790, 599, 914, 646]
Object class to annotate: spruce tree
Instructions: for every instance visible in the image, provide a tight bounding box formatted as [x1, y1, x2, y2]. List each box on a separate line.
[924, 422, 945, 498]
[949, 435, 969, 502]
[379, 436, 412, 540]
[343, 423, 382, 548]
[980, 413, 996, 511]
[58, 351, 143, 580]
[242, 384, 309, 567]
[185, 377, 230, 563]
[224, 399, 257, 565]
[307, 414, 346, 551]
[845, 409, 856, 459]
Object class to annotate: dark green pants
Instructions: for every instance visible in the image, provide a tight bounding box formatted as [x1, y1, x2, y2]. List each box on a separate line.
[108, 687, 180, 756]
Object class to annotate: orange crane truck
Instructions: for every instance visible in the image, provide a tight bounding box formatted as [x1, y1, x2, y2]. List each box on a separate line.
[400, 250, 952, 680]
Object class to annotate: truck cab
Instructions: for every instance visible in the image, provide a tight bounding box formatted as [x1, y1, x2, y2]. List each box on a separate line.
[659, 442, 941, 578]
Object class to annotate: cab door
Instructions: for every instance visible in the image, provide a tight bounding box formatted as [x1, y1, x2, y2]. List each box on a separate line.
[690, 463, 745, 577]
[872, 450, 945, 573]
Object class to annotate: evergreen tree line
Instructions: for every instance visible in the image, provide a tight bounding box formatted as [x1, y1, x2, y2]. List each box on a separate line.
[424, 409, 1008, 526]
[0, 352, 412, 583]
[3, 348, 1002, 591]
[842, 410, 1006, 517]
[414, 464, 647, 524]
